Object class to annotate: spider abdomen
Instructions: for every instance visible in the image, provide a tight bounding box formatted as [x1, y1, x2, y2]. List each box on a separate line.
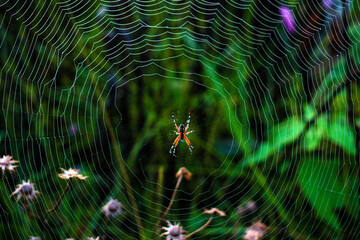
[170, 113, 193, 155]
[180, 132, 185, 140]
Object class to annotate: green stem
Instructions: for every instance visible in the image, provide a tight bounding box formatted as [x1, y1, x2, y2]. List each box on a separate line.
[185, 214, 214, 239]
[68, 35, 145, 239]
[251, 166, 313, 240]
[153, 165, 164, 218]
[47, 178, 72, 214]
[3, 174, 15, 201]
[153, 174, 183, 239]
[93, 81, 145, 239]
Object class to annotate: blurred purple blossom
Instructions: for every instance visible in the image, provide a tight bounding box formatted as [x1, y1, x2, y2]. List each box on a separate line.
[69, 124, 78, 135]
[322, 0, 332, 9]
[279, 6, 295, 33]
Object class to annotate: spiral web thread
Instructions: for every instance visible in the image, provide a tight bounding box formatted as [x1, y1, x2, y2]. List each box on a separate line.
[0, 0, 360, 239]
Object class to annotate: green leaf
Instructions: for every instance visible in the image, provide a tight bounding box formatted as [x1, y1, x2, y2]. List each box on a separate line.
[350, 1, 360, 26]
[302, 125, 321, 151]
[326, 119, 356, 156]
[302, 116, 326, 151]
[348, 24, 360, 42]
[350, 43, 360, 66]
[248, 141, 276, 165]
[269, 116, 306, 148]
[322, 57, 346, 87]
[297, 158, 346, 231]
[302, 115, 355, 155]
[313, 57, 346, 108]
[303, 104, 316, 122]
[245, 116, 305, 165]
[203, 61, 252, 155]
[348, 24, 360, 67]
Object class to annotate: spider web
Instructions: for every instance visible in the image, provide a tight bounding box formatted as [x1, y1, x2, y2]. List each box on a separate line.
[0, 0, 360, 239]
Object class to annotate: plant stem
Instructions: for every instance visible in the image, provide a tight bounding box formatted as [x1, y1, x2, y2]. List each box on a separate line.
[185, 214, 214, 239]
[94, 83, 145, 239]
[28, 211, 43, 221]
[160, 174, 183, 222]
[251, 166, 313, 240]
[153, 165, 164, 218]
[24, 205, 50, 231]
[3, 174, 14, 200]
[70, 34, 145, 238]
[153, 174, 183, 239]
[47, 178, 72, 214]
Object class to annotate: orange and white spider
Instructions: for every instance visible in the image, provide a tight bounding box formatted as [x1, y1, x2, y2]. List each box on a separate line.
[169, 112, 194, 156]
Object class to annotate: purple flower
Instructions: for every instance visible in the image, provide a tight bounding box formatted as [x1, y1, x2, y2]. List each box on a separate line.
[69, 124, 78, 135]
[279, 6, 295, 33]
[322, 0, 332, 9]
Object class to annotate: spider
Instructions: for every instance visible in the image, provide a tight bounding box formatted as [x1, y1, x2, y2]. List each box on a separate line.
[169, 112, 194, 156]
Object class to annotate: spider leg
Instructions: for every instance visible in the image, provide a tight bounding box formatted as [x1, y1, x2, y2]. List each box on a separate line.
[185, 112, 190, 131]
[184, 135, 194, 154]
[172, 112, 180, 132]
[169, 135, 181, 156]
[185, 130, 194, 135]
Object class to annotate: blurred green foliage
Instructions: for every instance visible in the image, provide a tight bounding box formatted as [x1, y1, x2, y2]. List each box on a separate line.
[1, 0, 360, 239]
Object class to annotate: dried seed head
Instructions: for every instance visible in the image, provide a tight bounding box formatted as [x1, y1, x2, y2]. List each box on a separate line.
[250, 221, 268, 232]
[161, 221, 186, 240]
[58, 168, 87, 180]
[243, 229, 262, 240]
[11, 180, 40, 202]
[203, 208, 226, 217]
[0, 155, 18, 173]
[243, 221, 268, 240]
[102, 198, 122, 218]
[175, 167, 192, 180]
